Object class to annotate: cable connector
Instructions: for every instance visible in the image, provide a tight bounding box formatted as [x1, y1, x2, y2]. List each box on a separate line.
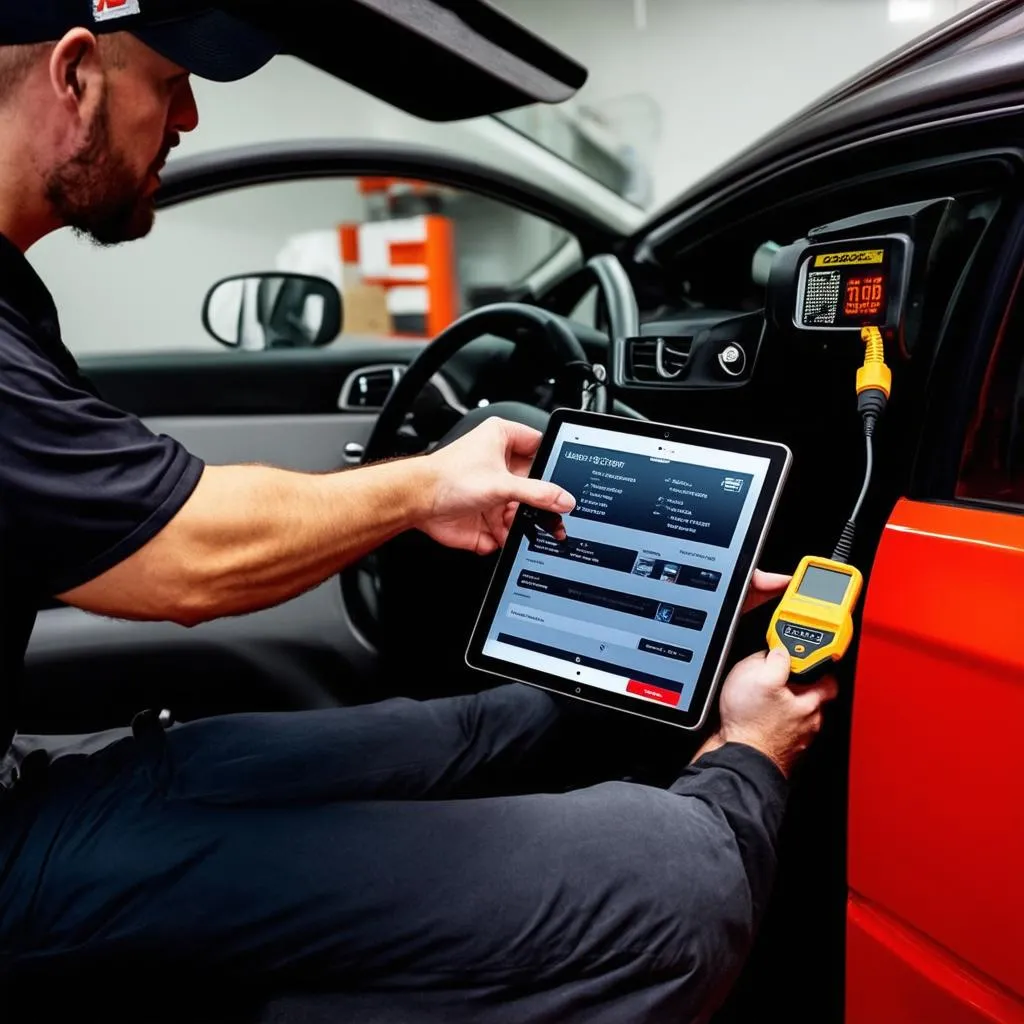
[857, 326, 892, 401]
[856, 325, 891, 439]
[857, 390, 886, 437]
[831, 519, 857, 565]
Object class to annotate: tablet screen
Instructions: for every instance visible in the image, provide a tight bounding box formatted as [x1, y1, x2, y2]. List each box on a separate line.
[479, 418, 775, 716]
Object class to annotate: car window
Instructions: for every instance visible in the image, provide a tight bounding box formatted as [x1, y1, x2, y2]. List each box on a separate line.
[957, 273, 1024, 509]
[27, 176, 573, 356]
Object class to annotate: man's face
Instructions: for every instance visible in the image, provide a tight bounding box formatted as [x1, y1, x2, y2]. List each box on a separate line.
[46, 37, 198, 246]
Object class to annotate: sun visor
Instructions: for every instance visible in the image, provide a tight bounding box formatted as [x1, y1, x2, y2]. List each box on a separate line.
[221, 0, 589, 121]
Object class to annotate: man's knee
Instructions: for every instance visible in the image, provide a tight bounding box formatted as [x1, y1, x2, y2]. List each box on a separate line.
[555, 782, 756, 982]
[452, 683, 561, 752]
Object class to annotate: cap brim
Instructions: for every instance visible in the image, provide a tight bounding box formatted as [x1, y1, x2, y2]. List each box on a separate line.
[133, 10, 278, 83]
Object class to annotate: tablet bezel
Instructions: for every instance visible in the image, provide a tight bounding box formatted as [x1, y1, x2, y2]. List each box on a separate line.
[465, 408, 792, 731]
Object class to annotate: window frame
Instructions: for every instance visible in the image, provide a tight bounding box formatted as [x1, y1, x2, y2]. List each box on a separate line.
[42, 163, 596, 360]
[908, 196, 1024, 512]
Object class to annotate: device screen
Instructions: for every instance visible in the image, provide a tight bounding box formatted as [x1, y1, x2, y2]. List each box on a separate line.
[842, 273, 886, 318]
[481, 421, 771, 713]
[800, 247, 891, 328]
[797, 565, 851, 604]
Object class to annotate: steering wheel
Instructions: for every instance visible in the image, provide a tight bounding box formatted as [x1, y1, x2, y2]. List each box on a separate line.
[346, 259, 640, 687]
[362, 303, 604, 464]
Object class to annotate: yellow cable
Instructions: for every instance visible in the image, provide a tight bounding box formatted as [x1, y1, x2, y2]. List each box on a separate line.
[857, 326, 892, 399]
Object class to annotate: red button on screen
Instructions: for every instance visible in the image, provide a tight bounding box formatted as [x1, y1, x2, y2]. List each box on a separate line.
[626, 680, 679, 706]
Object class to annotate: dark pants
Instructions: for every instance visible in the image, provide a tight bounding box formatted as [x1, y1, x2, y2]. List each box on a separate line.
[0, 685, 786, 1024]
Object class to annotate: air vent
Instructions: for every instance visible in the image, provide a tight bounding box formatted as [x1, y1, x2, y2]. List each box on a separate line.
[339, 365, 403, 410]
[628, 338, 659, 382]
[656, 336, 693, 379]
[627, 336, 693, 383]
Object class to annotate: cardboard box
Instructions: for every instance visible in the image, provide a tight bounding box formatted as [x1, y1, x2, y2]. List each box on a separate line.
[342, 283, 392, 336]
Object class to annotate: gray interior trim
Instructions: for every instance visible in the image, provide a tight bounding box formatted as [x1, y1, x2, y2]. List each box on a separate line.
[145, 413, 377, 471]
[337, 367, 468, 414]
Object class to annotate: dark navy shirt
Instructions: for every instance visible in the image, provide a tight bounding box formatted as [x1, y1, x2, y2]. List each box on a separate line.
[0, 234, 203, 767]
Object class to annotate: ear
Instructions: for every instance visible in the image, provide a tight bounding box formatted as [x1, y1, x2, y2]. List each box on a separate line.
[48, 29, 105, 117]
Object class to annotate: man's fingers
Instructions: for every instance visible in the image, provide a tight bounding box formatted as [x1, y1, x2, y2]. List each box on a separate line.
[730, 646, 792, 682]
[477, 534, 500, 555]
[761, 645, 793, 683]
[815, 675, 840, 703]
[511, 479, 576, 514]
[752, 570, 792, 593]
[508, 453, 534, 478]
[793, 675, 840, 712]
[742, 570, 793, 614]
[481, 509, 508, 554]
[500, 420, 545, 459]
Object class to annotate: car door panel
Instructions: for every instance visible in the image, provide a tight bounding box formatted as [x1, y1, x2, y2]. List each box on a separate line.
[80, 342, 426, 418]
[847, 499, 1024, 1021]
[847, 896, 1024, 1024]
[142, 413, 375, 473]
[22, 580, 376, 735]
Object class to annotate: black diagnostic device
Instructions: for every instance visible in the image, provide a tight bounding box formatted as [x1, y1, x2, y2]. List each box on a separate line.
[768, 197, 966, 357]
[794, 235, 911, 333]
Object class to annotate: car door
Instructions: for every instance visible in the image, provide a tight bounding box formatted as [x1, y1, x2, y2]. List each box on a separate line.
[20, 140, 626, 734]
[846, 233, 1024, 1020]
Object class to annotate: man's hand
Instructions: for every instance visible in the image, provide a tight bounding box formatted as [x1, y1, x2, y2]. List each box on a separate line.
[742, 571, 790, 615]
[419, 419, 575, 555]
[694, 648, 839, 778]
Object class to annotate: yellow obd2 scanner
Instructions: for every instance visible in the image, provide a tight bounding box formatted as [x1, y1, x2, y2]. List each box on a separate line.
[767, 557, 863, 674]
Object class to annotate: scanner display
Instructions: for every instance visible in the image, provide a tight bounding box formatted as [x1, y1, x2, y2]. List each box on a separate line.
[790, 235, 910, 333]
[797, 565, 851, 604]
[842, 274, 886, 319]
[801, 248, 891, 328]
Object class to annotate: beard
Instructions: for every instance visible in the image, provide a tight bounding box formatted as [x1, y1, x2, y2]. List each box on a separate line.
[45, 92, 168, 247]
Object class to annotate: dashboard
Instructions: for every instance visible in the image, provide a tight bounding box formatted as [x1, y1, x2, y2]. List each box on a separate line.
[341, 191, 980, 446]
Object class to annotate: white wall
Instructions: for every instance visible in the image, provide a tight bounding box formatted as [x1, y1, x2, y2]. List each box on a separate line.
[496, 0, 984, 207]
[185, 55, 639, 231]
[28, 179, 569, 355]
[31, 179, 364, 355]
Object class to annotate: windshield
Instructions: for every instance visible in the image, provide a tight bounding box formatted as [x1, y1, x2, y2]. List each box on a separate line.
[488, 0, 987, 210]
[177, 0, 986, 268]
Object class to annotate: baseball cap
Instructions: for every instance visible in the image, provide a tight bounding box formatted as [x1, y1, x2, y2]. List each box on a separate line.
[0, 1, 279, 82]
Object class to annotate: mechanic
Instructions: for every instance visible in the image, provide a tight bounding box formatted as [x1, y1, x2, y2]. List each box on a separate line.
[0, 6, 838, 1023]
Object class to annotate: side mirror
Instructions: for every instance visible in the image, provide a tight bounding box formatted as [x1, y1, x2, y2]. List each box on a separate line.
[202, 272, 343, 350]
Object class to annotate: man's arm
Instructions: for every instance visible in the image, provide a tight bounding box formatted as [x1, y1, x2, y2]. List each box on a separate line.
[60, 460, 430, 626]
[680, 649, 839, 927]
[650, 651, 839, 1018]
[59, 419, 575, 627]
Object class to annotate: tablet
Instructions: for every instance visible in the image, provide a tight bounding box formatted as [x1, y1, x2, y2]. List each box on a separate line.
[465, 409, 792, 730]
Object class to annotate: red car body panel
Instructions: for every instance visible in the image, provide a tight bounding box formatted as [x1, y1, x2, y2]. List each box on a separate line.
[847, 498, 1024, 1021]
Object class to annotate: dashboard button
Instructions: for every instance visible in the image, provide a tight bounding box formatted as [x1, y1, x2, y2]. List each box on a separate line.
[718, 343, 747, 377]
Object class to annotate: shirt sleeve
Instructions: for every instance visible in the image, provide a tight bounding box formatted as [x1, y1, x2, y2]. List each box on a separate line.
[670, 741, 789, 928]
[0, 325, 204, 598]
